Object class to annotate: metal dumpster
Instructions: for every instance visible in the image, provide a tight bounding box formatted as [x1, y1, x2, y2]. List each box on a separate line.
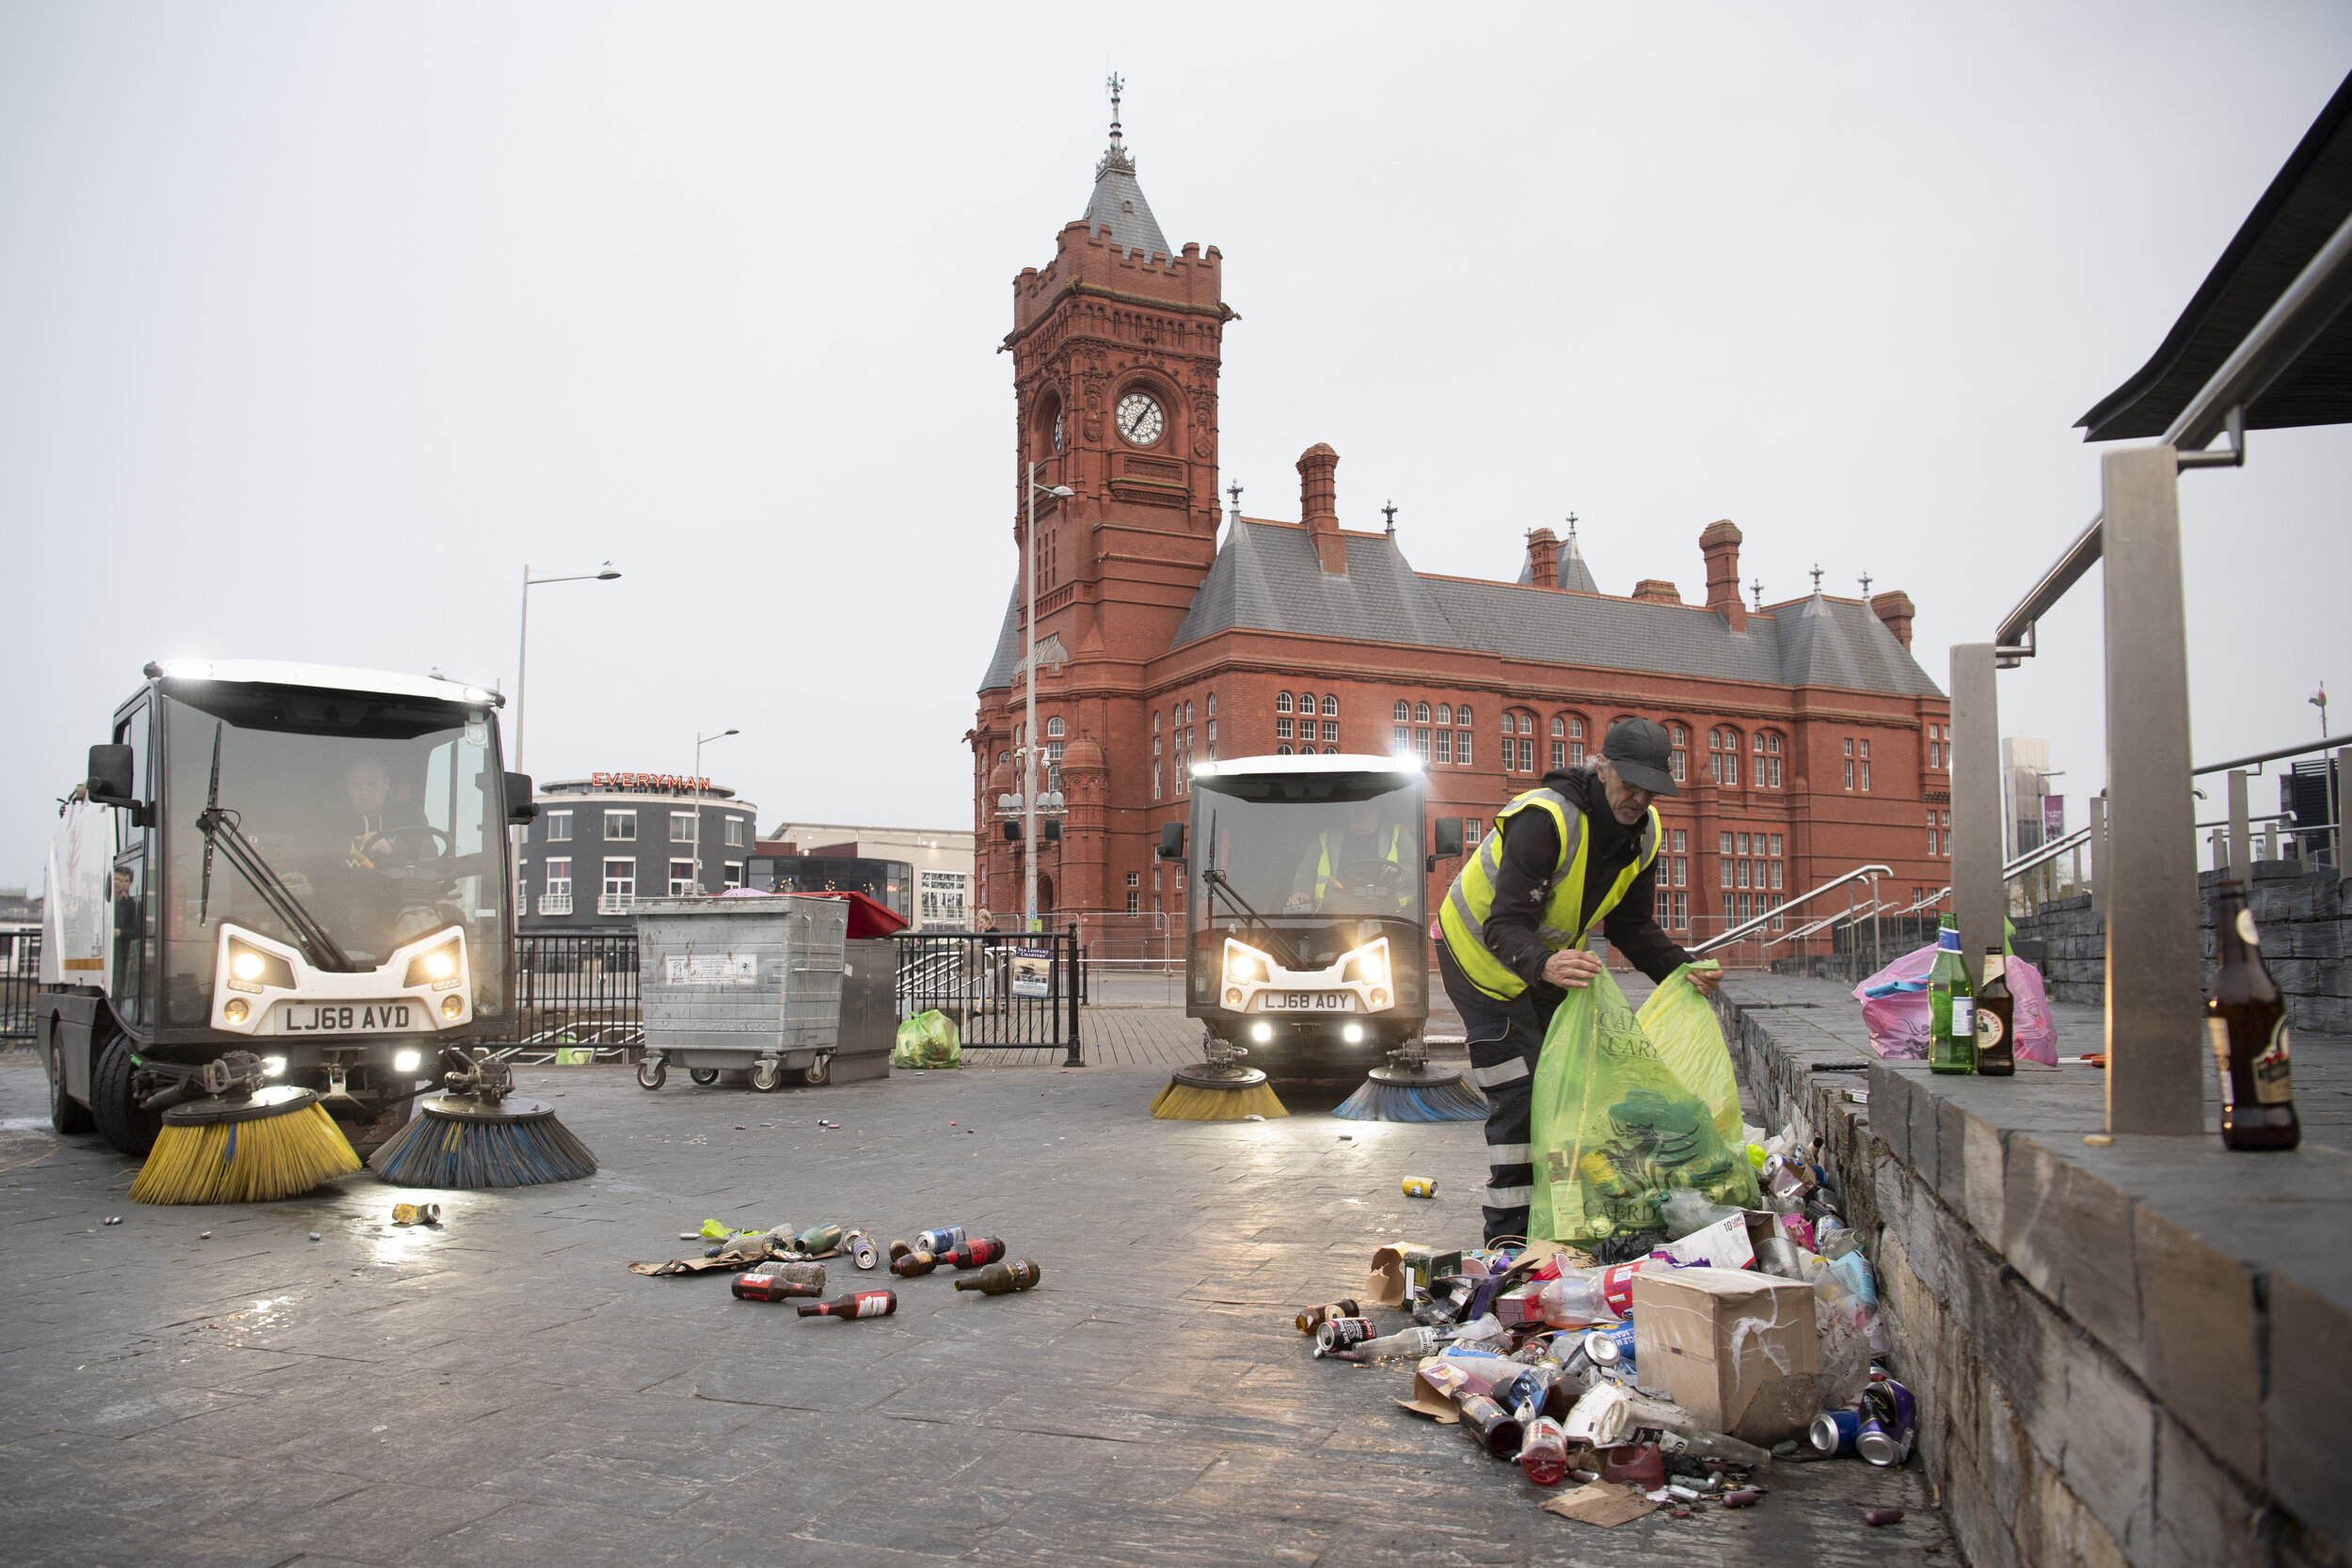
[633, 895, 850, 1092]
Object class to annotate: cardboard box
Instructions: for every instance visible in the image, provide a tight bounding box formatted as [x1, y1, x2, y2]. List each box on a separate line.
[1364, 1244, 1460, 1308]
[1629, 1266, 1819, 1446]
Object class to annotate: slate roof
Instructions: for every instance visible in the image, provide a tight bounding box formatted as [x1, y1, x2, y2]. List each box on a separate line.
[976, 586, 1023, 693]
[1161, 522, 1942, 698]
[1082, 149, 1171, 261]
[1515, 532, 1602, 594]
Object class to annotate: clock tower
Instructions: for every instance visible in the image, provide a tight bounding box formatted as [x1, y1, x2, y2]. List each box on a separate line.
[1002, 78, 1235, 663]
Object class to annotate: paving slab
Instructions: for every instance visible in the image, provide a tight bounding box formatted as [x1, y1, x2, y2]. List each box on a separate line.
[0, 1039, 1949, 1566]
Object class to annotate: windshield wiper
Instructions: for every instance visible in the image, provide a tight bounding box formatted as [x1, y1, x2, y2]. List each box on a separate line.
[194, 722, 357, 974]
[1199, 809, 1306, 970]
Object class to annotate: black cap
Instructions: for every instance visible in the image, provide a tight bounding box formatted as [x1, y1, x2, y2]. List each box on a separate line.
[1600, 717, 1678, 797]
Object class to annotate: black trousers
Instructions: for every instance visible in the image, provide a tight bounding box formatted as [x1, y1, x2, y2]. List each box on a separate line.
[1437, 941, 1565, 1247]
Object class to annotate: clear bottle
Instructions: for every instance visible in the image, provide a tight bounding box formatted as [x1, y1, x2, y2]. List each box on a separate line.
[1928, 915, 1975, 1075]
[2209, 880, 2300, 1150]
[1975, 947, 2015, 1076]
[1536, 1273, 1621, 1328]
[1354, 1324, 1443, 1361]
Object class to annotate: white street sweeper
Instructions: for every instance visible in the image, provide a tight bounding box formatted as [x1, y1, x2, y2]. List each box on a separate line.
[39, 659, 537, 1159]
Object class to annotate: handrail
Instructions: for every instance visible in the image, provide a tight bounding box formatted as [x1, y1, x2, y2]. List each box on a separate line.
[1833, 899, 1899, 932]
[1764, 910, 1845, 952]
[1995, 211, 2352, 661]
[2004, 825, 2092, 880]
[2194, 732, 2352, 776]
[1691, 863, 1891, 956]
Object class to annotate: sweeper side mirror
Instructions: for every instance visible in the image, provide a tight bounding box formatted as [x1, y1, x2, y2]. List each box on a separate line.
[87, 745, 137, 809]
[1156, 821, 1185, 863]
[504, 772, 539, 825]
[1428, 816, 1465, 873]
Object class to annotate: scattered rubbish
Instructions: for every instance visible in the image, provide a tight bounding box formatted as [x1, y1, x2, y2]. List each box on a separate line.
[1402, 1178, 1437, 1199]
[308, 1232, 321, 1242]
[818, 1119, 841, 1129]
[1542, 1480, 1661, 1528]
[914, 1225, 967, 1255]
[893, 1009, 962, 1069]
[1243, 1114, 1265, 1122]
[798, 1289, 897, 1319]
[844, 1229, 881, 1270]
[390, 1202, 441, 1227]
[733, 1262, 826, 1302]
[1518, 1416, 1571, 1485]
[198, 1230, 211, 1240]
[103, 1215, 121, 1226]
[1724, 1487, 1760, 1508]
[1338, 1133, 1354, 1141]
[1313, 1317, 1377, 1356]
[954, 1259, 1042, 1294]
[1295, 1299, 1361, 1335]
[1854, 943, 2057, 1063]
[1864, 1507, 1906, 1527]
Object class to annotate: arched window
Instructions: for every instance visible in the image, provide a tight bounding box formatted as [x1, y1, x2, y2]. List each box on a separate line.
[1519, 713, 1536, 735]
[1435, 703, 1453, 726]
[1153, 710, 1162, 733]
[1277, 743, 1293, 755]
[1206, 692, 1216, 718]
[1550, 715, 1565, 737]
[1502, 711, 1536, 773]
[1045, 717, 1064, 737]
[1414, 702, 1431, 723]
[1297, 691, 1315, 717]
[1455, 705, 1472, 729]
[1321, 695, 1338, 718]
[1276, 691, 1294, 714]
[1757, 730, 1783, 788]
[1668, 724, 1688, 783]
[1184, 701, 1194, 723]
[1565, 715, 1588, 768]
[1392, 699, 1410, 721]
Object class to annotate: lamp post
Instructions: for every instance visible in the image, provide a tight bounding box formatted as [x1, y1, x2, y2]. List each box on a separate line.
[1024, 463, 1077, 932]
[514, 561, 621, 770]
[692, 728, 739, 893]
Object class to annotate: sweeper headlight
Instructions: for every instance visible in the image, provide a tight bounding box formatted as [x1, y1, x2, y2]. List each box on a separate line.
[1340, 939, 1391, 991]
[261, 1055, 287, 1077]
[441, 995, 465, 1020]
[222, 939, 295, 994]
[403, 934, 467, 991]
[1222, 941, 1270, 989]
[393, 1049, 423, 1073]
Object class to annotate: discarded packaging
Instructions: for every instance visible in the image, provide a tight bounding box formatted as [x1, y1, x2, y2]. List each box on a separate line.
[1809, 1408, 1861, 1455]
[1864, 1507, 1905, 1527]
[1314, 1316, 1376, 1356]
[954, 1259, 1041, 1294]
[1542, 1479, 1661, 1528]
[390, 1202, 442, 1227]
[1856, 1378, 1915, 1465]
[1518, 1416, 1571, 1485]
[734, 1262, 826, 1301]
[1402, 1177, 1437, 1198]
[1295, 1298, 1361, 1334]
[914, 1226, 967, 1255]
[844, 1229, 881, 1270]
[1455, 1393, 1524, 1458]
[1630, 1266, 1820, 1446]
[1597, 1443, 1665, 1488]
[797, 1290, 897, 1319]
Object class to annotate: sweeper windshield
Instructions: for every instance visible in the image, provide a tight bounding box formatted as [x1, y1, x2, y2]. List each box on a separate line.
[1185, 769, 1426, 1006]
[152, 685, 510, 1027]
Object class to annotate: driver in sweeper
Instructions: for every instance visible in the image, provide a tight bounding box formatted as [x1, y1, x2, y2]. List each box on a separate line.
[1285, 799, 1414, 913]
[1436, 717, 1718, 1247]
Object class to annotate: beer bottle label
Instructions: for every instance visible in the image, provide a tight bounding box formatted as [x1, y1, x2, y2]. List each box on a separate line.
[2237, 909, 2261, 945]
[2206, 1018, 2236, 1109]
[2253, 1020, 2294, 1105]
[1950, 999, 1974, 1037]
[853, 1292, 893, 1318]
[1975, 1010, 2005, 1050]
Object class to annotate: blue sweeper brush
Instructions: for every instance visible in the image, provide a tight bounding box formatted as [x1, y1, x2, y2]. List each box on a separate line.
[1333, 1040, 1488, 1122]
[371, 1047, 596, 1188]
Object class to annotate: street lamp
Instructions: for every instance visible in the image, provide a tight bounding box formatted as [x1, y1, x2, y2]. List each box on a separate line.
[1023, 463, 1076, 932]
[693, 728, 739, 893]
[514, 561, 622, 770]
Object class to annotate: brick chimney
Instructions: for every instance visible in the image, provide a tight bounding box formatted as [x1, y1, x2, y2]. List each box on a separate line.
[1526, 527, 1559, 589]
[1632, 579, 1682, 605]
[1297, 443, 1345, 574]
[1700, 519, 1745, 631]
[1870, 590, 1915, 650]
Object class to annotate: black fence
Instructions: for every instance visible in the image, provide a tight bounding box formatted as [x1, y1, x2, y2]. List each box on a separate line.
[512, 932, 643, 1063]
[1, 930, 40, 1043]
[893, 926, 1084, 1064]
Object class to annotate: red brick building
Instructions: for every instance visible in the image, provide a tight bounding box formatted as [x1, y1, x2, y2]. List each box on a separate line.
[969, 113, 1953, 945]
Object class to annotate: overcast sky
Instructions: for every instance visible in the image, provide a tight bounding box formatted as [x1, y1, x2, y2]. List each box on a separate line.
[5, 2, 2348, 890]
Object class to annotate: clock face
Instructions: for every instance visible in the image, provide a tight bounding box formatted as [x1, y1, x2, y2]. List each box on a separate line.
[1115, 391, 1165, 447]
[1051, 409, 1064, 453]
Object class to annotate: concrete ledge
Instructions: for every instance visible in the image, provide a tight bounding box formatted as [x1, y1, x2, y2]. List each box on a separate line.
[1717, 975, 2352, 1568]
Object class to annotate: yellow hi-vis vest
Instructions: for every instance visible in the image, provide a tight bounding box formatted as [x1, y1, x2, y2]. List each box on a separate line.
[1438, 787, 1661, 1001]
[1306, 823, 1412, 906]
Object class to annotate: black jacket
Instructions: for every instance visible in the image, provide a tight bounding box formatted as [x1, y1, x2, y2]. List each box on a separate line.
[1477, 767, 1692, 993]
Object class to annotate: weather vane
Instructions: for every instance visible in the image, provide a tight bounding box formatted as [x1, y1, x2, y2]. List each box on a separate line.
[1809, 563, 1824, 593]
[1382, 499, 1398, 534]
[1750, 577, 1764, 611]
[1227, 480, 1242, 510]
[1859, 572, 1874, 597]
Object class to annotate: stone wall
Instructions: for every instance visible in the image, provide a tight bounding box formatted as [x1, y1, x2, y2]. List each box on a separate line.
[1717, 990, 2350, 1568]
[2007, 863, 2348, 1035]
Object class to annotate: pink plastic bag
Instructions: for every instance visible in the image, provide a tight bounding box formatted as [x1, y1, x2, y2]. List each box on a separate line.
[1852, 945, 2057, 1065]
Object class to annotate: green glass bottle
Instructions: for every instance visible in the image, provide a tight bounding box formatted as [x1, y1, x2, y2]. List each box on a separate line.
[1928, 915, 1976, 1075]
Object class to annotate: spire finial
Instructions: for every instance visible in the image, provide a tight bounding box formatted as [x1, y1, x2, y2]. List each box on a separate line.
[1107, 72, 1124, 150]
[1750, 576, 1764, 611]
[1098, 72, 1135, 176]
[1859, 571, 1874, 597]
[1381, 499, 1397, 535]
[1565, 511, 1579, 536]
[1227, 480, 1242, 511]
[1809, 562, 1824, 593]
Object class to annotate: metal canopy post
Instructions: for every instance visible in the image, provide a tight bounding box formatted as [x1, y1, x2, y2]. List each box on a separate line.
[1949, 644, 2007, 968]
[2102, 445, 2204, 1135]
[2228, 770, 2251, 877]
[2089, 795, 2107, 911]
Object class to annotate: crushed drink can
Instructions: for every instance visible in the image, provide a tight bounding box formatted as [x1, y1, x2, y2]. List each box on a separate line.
[844, 1230, 880, 1271]
[1401, 1177, 1437, 1199]
[733, 1261, 826, 1302]
[1809, 1408, 1861, 1455]
[1314, 1316, 1375, 1354]
[1294, 1298, 1360, 1335]
[914, 1226, 966, 1256]
[1856, 1378, 1915, 1465]
[1583, 1322, 1636, 1366]
[390, 1202, 440, 1227]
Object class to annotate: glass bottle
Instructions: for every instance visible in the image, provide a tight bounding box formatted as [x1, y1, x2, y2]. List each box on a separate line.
[954, 1259, 1043, 1294]
[1974, 947, 2015, 1076]
[2208, 880, 2299, 1150]
[1928, 915, 1975, 1074]
[938, 1238, 1007, 1270]
[796, 1290, 898, 1319]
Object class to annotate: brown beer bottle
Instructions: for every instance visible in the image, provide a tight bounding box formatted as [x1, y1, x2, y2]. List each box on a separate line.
[954, 1259, 1043, 1294]
[1975, 948, 2015, 1077]
[937, 1238, 1007, 1270]
[891, 1250, 939, 1278]
[2208, 881, 2299, 1150]
[797, 1290, 898, 1319]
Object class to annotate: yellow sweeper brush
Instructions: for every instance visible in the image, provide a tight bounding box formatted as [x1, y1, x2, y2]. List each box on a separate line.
[129, 1084, 361, 1205]
[1150, 1031, 1287, 1120]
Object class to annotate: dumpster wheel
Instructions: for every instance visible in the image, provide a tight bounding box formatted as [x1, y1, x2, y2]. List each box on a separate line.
[750, 1059, 784, 1093]
[802, 1053, 832, 1087]
[636, 1057, 666, 1090]
[689, 1068, 722, 1086]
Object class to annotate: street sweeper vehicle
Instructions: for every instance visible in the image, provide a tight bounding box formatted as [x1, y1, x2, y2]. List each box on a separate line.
[39, 659, 538, 1173]
[1149, 753, 1483, 1121]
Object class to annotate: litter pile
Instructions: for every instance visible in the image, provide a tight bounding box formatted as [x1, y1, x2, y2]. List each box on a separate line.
[1304, 1132, 1915, 1529]
[628, 1218, 1041, 1314]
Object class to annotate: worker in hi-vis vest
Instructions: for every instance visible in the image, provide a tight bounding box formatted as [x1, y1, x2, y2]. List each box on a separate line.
[1285, 800, 1414, 913]
[1437, 717, 1718, 1246]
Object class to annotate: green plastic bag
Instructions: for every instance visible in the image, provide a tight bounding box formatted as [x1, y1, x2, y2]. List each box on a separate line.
[1527, 967, 1759, 1244]
[892, 1009, 961, 1069]
[1635, 961, 1743, 1147]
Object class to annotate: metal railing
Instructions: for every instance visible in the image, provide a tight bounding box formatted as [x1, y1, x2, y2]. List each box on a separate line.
[596, 893, 635, 916]
[0, 930, 40, 1042]
[1692, 863, 1893, 962]
[511, 932, 643, 1062]
[538, 893, 573, 916]
[892, 926, 1084, 1064]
